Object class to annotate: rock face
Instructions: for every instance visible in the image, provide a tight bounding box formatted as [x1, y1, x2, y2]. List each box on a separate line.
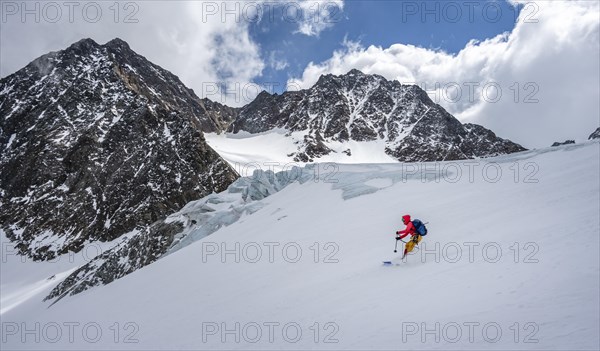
[0, 38, 238, 260]
[230, 69, 526, 162]
[551, 140, 576, 147]
[589, 127, 600, 140]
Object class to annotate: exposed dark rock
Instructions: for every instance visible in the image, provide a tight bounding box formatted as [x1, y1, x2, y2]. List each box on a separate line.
[0, 38, 238, 260]
[551, 140, 576, 147]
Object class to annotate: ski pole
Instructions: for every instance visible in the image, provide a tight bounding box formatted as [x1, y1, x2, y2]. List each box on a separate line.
[394, 238, 398, 253]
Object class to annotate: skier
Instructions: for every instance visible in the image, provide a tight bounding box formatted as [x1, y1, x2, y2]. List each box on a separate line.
[396, 214, 422, 258]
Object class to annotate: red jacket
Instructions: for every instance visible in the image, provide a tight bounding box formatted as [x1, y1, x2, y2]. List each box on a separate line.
[397, 215, 416, 239]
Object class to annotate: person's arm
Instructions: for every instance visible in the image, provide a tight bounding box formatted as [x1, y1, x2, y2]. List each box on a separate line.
[396, 222, 412, 239]
[397, 222, 415, 239]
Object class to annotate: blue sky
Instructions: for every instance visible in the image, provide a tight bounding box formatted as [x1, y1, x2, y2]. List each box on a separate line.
[250, 0, 523, 93]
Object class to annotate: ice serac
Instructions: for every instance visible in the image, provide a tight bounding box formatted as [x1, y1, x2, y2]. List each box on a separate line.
[229, 69, 526, 162]
[589, 127, 600, 140]
[0, 38, 239, 260]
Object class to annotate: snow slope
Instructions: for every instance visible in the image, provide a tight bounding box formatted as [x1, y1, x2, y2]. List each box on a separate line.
[205, 131, 398, 171]
[1, 142, 599, 350]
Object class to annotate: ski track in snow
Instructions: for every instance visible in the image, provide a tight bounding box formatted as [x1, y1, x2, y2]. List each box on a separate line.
[1, 141, 599, 350]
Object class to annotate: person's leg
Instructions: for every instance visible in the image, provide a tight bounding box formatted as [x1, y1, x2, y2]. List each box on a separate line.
[403, 236, 423, 258]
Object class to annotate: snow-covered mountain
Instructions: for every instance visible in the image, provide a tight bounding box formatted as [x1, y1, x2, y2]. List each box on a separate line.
[0, 38, 238, 260]
[2, 141, 598, 350]
[229, 69, 526, 162]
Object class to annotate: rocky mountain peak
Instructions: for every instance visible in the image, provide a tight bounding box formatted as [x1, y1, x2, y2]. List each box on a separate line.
[0, 38, 238, 260]
[347, 68, 365, 75]
[230, 69, 525, 162]
[68, 37, 99, 50]
[105, 37, 131, 50]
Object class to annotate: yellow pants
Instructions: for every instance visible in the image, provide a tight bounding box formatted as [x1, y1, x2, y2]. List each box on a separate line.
[404, 235, 422, 255]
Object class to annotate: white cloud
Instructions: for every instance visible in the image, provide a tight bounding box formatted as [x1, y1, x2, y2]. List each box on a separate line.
[291, 0, 345, 37]
[288, 1, 600, 147]
[268, 51, 290, 71]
